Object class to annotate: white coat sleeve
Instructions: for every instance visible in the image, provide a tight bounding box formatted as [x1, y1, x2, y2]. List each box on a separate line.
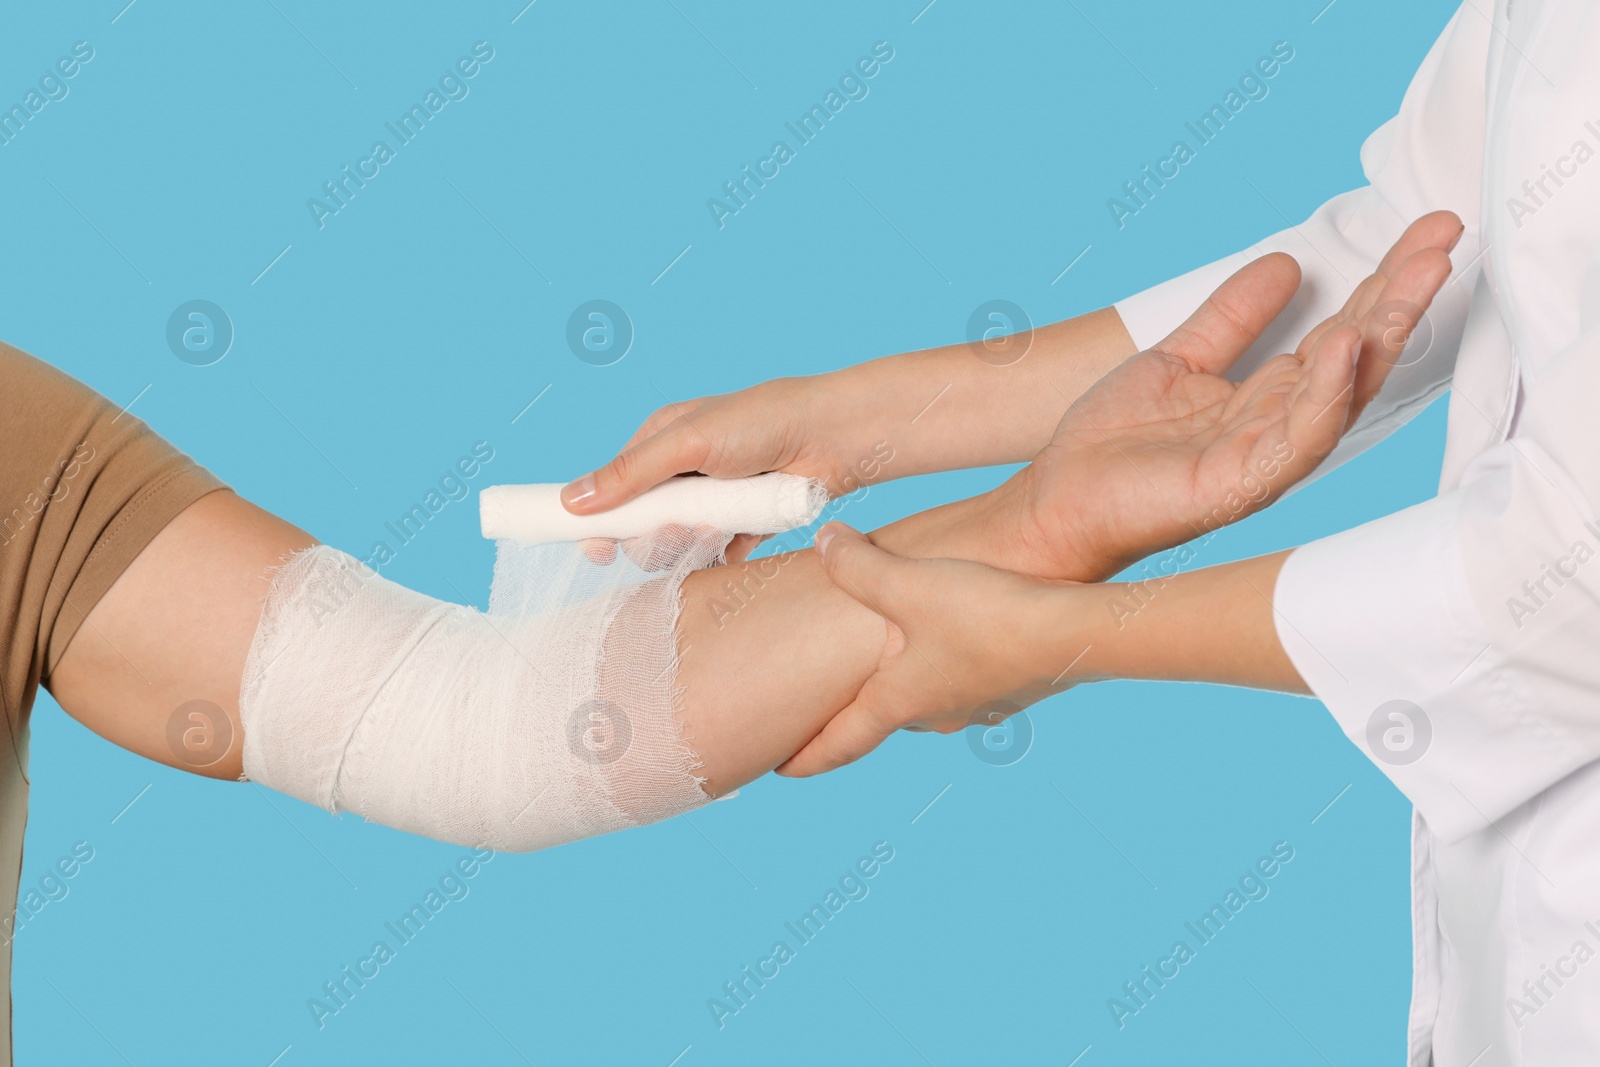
[1274, 325, 1600, 842]
[1113, 3, 1489, 477]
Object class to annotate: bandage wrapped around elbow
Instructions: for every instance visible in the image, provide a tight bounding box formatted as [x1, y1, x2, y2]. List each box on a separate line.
[239, 473, 827, 852]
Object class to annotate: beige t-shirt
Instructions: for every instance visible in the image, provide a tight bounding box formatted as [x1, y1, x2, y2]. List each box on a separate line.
[0, 341, 226, 1061]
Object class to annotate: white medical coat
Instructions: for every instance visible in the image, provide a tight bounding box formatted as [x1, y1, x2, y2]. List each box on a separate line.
[1114, 2, 1600, 1063]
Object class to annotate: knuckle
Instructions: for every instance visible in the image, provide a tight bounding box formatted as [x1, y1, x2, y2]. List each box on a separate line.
[605, 447, 643, 489]
[686, 437, 716, 474]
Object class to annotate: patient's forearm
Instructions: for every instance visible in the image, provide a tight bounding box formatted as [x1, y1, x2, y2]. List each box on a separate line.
[676, 502, 987, 795]
[676, 549, 878, 794]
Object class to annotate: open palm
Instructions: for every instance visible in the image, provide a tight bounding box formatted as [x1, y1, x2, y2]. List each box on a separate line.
[1007, 211, 1461, 581]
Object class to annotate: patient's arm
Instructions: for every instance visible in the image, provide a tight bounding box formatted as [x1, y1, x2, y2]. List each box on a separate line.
[47, 491, 315, 783]
[44, 480, 966, 798]
[675, 504, 986, 794]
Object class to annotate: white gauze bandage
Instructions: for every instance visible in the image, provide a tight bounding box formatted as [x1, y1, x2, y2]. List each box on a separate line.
[240, 473, 827, 852]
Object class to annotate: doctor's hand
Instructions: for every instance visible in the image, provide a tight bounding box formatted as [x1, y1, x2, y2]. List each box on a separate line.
[562, 378, 889, 563]
[560, 308, 1138, 564]
[962, 210, 1463, 583]
[776, 523, 1088, 778]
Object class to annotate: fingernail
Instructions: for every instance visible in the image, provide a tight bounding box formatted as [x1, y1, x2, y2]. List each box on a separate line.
[1447, 223, 1465, 253]
[815, 523, 839, 555]
[563, 475, 596, 507]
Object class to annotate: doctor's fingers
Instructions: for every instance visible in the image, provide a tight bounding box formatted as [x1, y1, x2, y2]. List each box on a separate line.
[812, 525, 971, 707]
[563, 406, 716, 514]
[620, 396, 709, 453]
[1294, 211, 1462, 368]
[1149, 252, 1303, 377]
[725, 532, 771, 564]
[1344, 210, 1462, 326]
[778, 661, 1007, 777]
[580, 523, 727, 570]
[813, 522, 928, 623]
[1347, 244, 1456, 424]
[579, 537, 619, 565]
[1277, 327, 1364, 472]
[775, 678, 913, 777]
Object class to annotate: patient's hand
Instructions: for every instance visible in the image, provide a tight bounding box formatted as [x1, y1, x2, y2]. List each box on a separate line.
[938, 211, 1461, 582]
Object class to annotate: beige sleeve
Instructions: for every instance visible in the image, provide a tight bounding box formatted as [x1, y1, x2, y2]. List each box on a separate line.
[0, 341, 227, 741]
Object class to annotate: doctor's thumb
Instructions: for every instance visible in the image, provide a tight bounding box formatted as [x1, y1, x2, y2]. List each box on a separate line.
[815, 523, 913, 617]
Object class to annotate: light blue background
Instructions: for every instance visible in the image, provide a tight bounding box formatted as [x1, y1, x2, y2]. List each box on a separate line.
[3, 1, 1458, 1063]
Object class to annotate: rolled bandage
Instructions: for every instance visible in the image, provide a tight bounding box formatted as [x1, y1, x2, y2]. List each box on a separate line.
[480, 472, 827, 544]
[240, 473, 827, 853]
